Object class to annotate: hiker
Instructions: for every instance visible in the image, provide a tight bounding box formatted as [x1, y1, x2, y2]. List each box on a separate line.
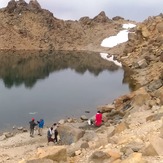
[53, 123, 59, 143]
[88, 111, 102, 127]
[29, 118, 37, 137]
[95, 111, 102, 127]
[47, 127, 54, 143]
[37, 119, 44, 136]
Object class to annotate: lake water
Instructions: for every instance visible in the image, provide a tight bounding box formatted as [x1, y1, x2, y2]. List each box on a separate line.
[0, 50, 132, 131]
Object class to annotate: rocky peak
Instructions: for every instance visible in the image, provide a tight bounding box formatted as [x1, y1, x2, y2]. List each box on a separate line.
[5, 0, 17, 13]
[92, 11, 111, 23]
[5, 0, 42, 13]
[28, 0, 41, 11]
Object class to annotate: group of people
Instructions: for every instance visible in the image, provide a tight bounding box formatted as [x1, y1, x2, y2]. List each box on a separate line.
[28, 111, 102, 144]
[29, 118, 44, 137]
[29, 118, 59, 144]
[47, 123, 59, 144]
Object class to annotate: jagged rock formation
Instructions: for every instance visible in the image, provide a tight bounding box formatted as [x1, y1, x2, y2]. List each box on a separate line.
[0, 0, 132, 51]
[119, 14, 163, 94]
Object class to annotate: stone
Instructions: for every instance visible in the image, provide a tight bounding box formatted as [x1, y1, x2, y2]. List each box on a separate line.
[112, 16, 124, 21]
[58, 119, 65, 125]
[120, 147, 134, 157]
[113, 122, 128, 134]
[75, 150, 82, 156]
[0, 135, 6, 141]
[26, 159, 54, 163]
[57, 124, 85, 145]
[89, 150, 110, 162]
[17, 127, 24, 130]
[143, 136, 163, 156]
[132, 87, 151, 107]
[97, 104, 115, 113]
[28, 0, 41, 11]
[136, 59, 148, 69]
[5, 0, 17, 13]
[142, 144, 158, 156]
[112, 160, 121, 163]
[160, 118, 163, 138]
[147, 79, 162, 92]
[4, 132, 14, 138]
[154, 86, 163, 105]
[121, 153, 147, 163]
[80, 142, 89, 149]
[108, 150, 121, 161]
[80, 115, 88, 121]
[92, 11, 110, 23]
[34, 146, 67, 162]
[141, 26, 151, 38]
[160, 52, 163, 62]
[146, 112, 163, 122]
[156, 22, 163, 33]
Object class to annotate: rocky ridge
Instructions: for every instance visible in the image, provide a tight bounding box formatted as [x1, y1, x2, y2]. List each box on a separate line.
[0, 0, 134, 52]
[0, 0, 162, 163]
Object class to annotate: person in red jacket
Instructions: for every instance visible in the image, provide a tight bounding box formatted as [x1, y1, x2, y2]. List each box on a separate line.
[95, 111, 102, 127]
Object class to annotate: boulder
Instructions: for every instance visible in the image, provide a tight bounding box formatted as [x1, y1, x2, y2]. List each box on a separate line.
[146, 112, 163, 122]
[133, 59, 148, 69]
[121, 153, 147, 163]
[80, 142, 89, 149]
[33, 146, 67, 162]
[154, 86, 163, 105]
[160, 117, 163, 138]
[112, 16, 124, 21]
[141, 26, 151, 38]
[92, 11, 110, 23]
[26, 159, 54, 163]
[28, 0, 41, 11]
[57, 124, 85, 145]
[160, 52, 163, 62]
[108, 150, 121, 161]
[5, 0, 17, 13]
[143, 136, 163, 156]
[80, 115, 88, 121]
[156, 22, 163, 33]
[97, 104, 115, 113]
[89, 150, 110, 162]
[132, 87, 151, 107]
[147, 79, 162, 92]
[113, 122, 129, 134]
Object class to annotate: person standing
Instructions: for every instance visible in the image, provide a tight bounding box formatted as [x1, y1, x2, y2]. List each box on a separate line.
[53, 123, 59, 143]
[29, 118, 37, 137]
[37, 119, 44, 136]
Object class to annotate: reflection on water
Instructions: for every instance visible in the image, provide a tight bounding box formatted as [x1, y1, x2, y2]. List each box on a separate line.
[0, 50, 132, 131]
[0, 50, 119, 88]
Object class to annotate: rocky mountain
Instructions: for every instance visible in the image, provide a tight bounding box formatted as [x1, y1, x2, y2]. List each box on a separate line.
[0, 0, 162, 163]
[0, 0, 134, 52]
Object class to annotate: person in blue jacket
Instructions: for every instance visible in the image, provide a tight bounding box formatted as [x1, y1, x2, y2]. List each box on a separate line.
[37, 119, 44, 136]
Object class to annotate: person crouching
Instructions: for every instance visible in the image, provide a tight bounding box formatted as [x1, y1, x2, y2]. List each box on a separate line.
[47, 127, 54, 144]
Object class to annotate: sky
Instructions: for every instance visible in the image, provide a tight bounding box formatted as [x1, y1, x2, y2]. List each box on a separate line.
[0, 0, 163, 22]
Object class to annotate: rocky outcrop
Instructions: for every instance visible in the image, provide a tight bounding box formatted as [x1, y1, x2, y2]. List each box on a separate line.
[28, 0, 41, 11]
[113, 14, 163, 103]
[57, 124, 85, 145]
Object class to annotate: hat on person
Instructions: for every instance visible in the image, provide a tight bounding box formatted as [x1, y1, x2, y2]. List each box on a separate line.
[32, 118, 35, 121]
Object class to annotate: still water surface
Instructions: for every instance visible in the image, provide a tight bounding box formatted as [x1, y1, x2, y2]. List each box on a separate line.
[0, 51, 131, 131]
